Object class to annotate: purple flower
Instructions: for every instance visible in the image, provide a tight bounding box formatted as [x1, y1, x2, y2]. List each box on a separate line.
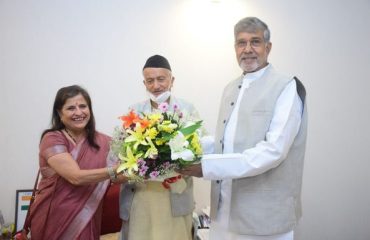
[163, 161, 171, 169]
[139, 165, 149, 176]
[149, 171, 160, 179]
[173, 104, 179, 111]
[138, 158, 146, 166]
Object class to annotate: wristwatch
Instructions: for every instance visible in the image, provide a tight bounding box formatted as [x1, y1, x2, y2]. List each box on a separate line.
[107, 166, 117, 181]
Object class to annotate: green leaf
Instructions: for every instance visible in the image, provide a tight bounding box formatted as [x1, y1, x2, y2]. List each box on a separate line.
[179, 120, 202, 136]
[161, 132, 175, 141]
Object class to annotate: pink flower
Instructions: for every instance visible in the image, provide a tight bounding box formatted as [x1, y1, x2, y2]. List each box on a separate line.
[158, 102, 169, 112]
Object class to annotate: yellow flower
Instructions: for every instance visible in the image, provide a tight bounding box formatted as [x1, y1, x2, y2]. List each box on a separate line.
[125, 128, 148, 149]
[148, 113, 162, 124]
[158, 121, 178, 133]
[155, 138, 166, 146]
[117, 146, 142, 175]
[190, 134, 203, 155]
[134, 123, 145, 133]
[145, 127, 158, 139]
[144, 137, 158, 158]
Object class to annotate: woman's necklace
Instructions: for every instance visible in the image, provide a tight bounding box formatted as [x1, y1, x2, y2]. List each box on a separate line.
[65, 128, 77, 144]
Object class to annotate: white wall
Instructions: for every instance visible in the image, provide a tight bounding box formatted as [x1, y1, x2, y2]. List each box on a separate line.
[1, 0, 369, 239]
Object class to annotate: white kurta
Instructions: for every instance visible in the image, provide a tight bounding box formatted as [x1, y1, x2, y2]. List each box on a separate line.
[202, 65, 303, 240]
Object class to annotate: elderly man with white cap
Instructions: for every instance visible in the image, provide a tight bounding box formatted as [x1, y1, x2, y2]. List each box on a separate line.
[119, 55, 200, 240]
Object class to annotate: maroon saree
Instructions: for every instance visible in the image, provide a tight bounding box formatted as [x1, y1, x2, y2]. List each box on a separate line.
[29, 131, 111, 240]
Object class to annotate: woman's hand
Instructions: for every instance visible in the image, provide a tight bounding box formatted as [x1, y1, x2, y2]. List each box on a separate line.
[48, 152, 107, 185]
[111, 164, 128, 184]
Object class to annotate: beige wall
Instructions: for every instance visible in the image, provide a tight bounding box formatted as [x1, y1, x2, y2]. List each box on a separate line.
[1, 0, 370, 239]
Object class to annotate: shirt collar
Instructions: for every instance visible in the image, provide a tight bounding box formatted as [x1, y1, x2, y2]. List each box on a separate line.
[242, 63, 271, 85]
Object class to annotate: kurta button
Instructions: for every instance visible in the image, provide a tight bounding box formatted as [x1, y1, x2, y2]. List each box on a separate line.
[216, 180, 220, 184]
[219, 140, 223, 144]
[231, 102, 234, 106]
[223, 120, 226, 124]
[238, 85, 242, 89]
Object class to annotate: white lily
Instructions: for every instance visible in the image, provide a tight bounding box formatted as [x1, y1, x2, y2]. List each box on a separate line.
[168, 132, 194, 161]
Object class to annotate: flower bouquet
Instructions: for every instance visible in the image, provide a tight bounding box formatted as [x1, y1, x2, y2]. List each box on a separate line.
[110, 102, 203, 183]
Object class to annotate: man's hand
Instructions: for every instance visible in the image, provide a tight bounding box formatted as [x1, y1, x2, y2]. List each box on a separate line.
[176, 163, 203, 178]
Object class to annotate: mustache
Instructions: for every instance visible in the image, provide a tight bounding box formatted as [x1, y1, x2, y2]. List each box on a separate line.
[240, 54, 257, 59]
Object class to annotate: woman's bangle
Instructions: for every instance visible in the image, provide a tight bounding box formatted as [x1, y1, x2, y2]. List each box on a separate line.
[107, 166, 117, 181]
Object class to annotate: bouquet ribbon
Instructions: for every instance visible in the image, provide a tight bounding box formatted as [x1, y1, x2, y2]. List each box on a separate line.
[162, 174, 187, 194]
[162, 175, 182, 189]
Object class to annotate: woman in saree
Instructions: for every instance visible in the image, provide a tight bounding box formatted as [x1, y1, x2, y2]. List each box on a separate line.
[26, 85, 125, 240]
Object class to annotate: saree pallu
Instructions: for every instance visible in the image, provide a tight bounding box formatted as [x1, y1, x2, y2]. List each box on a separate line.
[29, 131, 111, 240]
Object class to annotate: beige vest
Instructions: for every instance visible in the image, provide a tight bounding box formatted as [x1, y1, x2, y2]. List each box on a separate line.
[211, 66, 308, 235]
